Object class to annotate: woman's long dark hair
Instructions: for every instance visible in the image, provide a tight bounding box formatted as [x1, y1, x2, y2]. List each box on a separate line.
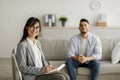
[19, 17, 41, 43]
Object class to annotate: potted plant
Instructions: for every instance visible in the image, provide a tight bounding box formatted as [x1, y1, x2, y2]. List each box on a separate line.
[59, 16, 68, 26]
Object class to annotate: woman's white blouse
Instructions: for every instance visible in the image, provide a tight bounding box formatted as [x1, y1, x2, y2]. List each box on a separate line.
[27, 38, 43, 68]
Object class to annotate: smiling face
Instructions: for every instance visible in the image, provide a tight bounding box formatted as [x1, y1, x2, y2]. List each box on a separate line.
[79, 21, 89, 34]
[27, 22, 40, 39]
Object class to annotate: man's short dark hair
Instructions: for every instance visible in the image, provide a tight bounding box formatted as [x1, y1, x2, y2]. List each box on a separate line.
[80, 18, 89, 24]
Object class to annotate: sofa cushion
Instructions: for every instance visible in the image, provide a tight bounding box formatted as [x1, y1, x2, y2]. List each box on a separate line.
[39, 38, 69, 60]
[77, 61, 120, 75]
[101, 39, 114, 60]
[111, 42, 120, 64]
[101, 39, 120, 60]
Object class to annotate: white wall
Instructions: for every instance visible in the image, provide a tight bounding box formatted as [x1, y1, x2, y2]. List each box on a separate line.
[0, 0, 120, 58]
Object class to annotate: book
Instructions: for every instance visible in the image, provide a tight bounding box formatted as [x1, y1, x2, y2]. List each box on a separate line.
[41, 64, 65, 75]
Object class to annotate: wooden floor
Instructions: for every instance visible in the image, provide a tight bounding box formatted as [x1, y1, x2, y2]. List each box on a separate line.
[0, 58, 13, 80]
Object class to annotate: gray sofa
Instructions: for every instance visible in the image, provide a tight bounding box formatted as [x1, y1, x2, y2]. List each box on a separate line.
[39, 37, 120, 80]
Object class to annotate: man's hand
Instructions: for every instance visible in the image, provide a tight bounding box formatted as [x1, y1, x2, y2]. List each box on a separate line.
[78, 54, 87, 63]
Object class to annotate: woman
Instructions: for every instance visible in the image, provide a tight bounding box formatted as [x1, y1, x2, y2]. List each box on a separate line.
[16, 17, 69, 80]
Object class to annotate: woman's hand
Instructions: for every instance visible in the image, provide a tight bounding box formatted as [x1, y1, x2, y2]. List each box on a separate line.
[45, 65, 56, 73]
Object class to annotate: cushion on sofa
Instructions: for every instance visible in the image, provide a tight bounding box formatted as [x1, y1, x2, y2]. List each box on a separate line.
[111, 42, 120, 64]
[39, 37, 69, 60]
[101, 39, 114, 61]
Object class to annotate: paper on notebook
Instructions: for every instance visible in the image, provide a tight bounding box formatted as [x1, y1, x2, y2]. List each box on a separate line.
[47, 64, 66, 74]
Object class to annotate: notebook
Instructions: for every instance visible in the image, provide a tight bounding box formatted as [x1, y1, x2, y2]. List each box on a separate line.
[47, 64, 65, 74]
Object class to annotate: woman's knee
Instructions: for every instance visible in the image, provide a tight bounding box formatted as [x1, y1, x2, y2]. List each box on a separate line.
[55, 73, 69, 80]
[59, 73, 70, 80]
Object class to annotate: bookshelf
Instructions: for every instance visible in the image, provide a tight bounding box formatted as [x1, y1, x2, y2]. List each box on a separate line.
[40, 26, 120, 39]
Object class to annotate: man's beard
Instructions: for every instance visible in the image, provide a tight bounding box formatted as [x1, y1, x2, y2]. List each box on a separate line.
[81, 31, 87, 34]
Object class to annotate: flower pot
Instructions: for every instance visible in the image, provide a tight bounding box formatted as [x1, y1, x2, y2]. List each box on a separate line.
[61, 22, 65, 27]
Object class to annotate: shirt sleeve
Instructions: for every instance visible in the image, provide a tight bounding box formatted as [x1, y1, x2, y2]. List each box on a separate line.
[67, 38, 76, 58]
[92, 36, 102, 60]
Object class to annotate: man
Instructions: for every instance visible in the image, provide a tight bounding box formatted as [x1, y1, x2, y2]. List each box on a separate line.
[66, 18, 102, 80]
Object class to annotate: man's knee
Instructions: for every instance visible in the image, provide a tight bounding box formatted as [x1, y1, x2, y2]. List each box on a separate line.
[92, 60, 100, 68]
[66, 58, 73, 65]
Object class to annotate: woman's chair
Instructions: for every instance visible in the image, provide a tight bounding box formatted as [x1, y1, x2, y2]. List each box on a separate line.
[12, 49, 22, 80]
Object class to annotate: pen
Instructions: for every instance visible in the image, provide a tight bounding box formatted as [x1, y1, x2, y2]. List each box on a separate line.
[47, 60, 50, 65]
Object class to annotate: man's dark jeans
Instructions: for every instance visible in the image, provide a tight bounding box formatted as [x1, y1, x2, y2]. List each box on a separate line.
[66, 58, 100, 80]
